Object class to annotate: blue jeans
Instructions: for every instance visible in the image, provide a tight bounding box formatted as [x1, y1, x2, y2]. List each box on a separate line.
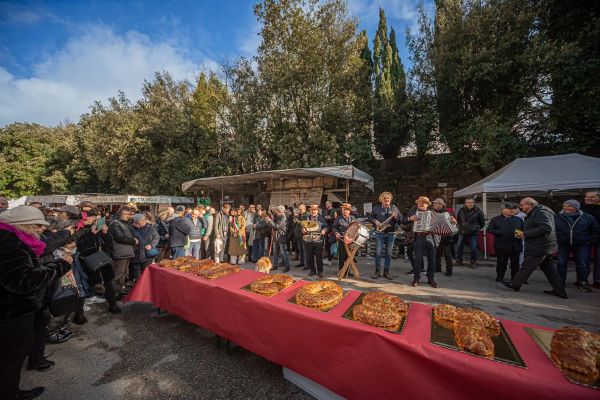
[171, 246, 186, 259]
[252, 238, 264, 262]
[271, 242, 290, 269]
[457, 234, 478, 263]
[374, 232, 395, 272]
[557, 242, 590, 285]
[186, 241, 201, 258]
[296, 236, 305, 265]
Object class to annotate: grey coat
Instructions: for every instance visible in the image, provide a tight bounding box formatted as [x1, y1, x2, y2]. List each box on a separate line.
[213, 211, 229, 239]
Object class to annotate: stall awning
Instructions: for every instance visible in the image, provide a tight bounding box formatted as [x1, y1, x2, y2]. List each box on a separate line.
[454, 153, 600, 197]
[181, 165, 375, 192]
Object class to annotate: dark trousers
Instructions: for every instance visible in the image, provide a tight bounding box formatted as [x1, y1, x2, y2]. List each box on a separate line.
[557, 243, 590, 285]
[338, 241, 348, 271]
[435, 237, 453, 274]
[28, 309, 50, 364]
[406, 244, 415, 269]
[100, 264, 117, 308]
[251, 238, 263, 262]
[414, 235, 436, 280]
[296, 236, 305, 265]
[131, 260, 153, 282]
[496, 249, 520, 281]
[304, 241, 324, 274]
[512, 254, 566, 293]
[0, 313, 35, 400]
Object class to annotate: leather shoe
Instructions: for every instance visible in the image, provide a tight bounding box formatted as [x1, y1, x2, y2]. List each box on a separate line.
[405, 270, 414, 275]
[411, 277, 419, 287]
[502, 282, 520, 292]
[318, 273, 323, 278]
[27, 357, 54, 371]
[17, 387, 45, 400]
[445, 271, 452, 276]
[108, 305, 122, 314]
[295, 264, 304, 268]
[72, 315, 88, 325]
[543, 289, 568, 299]
[308, 271, 315, 276]
[371, 271, 380, 279]
[283, 267, 290, 273]
[302, 266, 309, 270]
[427, 278, 438, 288]
[383, 271, 393, 280]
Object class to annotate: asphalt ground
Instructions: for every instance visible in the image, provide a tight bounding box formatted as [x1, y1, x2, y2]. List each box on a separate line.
[21, 255, 600, 399]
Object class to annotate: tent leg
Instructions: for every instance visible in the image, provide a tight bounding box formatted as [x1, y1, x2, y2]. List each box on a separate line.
[345, 179, 349, 202]
[482, 192, 488, 260]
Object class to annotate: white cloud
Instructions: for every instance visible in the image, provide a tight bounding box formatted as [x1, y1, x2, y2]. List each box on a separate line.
[0, 25, 218, 127]
[348, 0, 418, 26]
[238, 21, 261, 58]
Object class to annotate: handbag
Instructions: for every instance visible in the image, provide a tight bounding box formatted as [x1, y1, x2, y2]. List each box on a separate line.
[83, 250, 112, 272]
[49, 271, 79, 317]
[145, 247, 160, 257]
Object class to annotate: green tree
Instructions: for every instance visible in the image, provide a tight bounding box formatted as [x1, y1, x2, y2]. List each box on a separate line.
[373, 8, 409, 159]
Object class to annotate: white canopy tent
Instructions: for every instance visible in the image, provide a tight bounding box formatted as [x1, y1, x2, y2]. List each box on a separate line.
[453, 153, 600, 258]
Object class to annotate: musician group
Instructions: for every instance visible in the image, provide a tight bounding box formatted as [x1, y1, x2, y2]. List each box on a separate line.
[290, 191, 457, 288]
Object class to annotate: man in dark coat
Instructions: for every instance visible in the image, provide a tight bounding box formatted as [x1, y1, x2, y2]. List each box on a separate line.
[581, 191, 600, 289]
[107, 206, 137, 297]
[303, 204, 328, 278]
[266, 205, 290, 272]
[555, 199, 600, 292]
[131, 214, 160, 281]
[503, 197, 567, 298]
[487, 203, 524, 282]
[456, 198, 485, 268]
[168, 205, 192, 259]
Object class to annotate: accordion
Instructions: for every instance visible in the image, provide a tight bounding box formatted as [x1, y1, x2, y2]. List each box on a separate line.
[413, 211, 458, 236]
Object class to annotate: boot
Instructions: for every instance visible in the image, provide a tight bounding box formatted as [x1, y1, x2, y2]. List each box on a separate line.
[27, 357, 55, 371]
[283, 266, 290, 273]
[383, 271, 393, 280]
[371, 271, 380, 279]
[411, 277, 419, 287]
[108, 304, 122, 314]
[427, 278, 438, 288]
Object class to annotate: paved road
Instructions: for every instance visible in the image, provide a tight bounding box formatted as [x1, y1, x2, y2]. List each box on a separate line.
[22, 256, 600, 399]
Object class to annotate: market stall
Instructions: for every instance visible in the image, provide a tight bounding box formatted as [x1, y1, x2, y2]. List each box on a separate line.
[125, 265, 596, 400]
[180, 165, 374, 207]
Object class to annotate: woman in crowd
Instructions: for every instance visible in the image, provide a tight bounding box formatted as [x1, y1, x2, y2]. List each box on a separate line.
[227, 208, 246, 264]
[0, 206, 72, 400]
[131, 213, 160, 282]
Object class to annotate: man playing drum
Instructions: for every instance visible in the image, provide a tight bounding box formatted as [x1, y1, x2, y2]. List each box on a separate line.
[368, 192, 402, 280]
[332, 203, 357, 274]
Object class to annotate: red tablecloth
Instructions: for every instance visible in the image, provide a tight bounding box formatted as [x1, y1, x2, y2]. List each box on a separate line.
[125, 265, 597, 400]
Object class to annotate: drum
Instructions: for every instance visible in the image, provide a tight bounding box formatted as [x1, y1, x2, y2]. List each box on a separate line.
[344, 222, 370, 249]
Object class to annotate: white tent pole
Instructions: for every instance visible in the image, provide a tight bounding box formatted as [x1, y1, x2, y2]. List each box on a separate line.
[482, 192, 488, 260]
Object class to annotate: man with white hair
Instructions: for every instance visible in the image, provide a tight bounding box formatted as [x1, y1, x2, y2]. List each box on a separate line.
[502, 197, 567, 298]
[265, 205, 290, 272]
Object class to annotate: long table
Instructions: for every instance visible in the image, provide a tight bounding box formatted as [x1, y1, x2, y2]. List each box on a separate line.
[125, 265, 597, 399]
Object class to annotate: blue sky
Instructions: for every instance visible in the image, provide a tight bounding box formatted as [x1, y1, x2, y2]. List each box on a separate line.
[0, 0, 430, 127]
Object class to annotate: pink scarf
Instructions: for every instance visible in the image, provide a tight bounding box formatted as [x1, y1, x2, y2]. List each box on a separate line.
[0, 222, 47, 257]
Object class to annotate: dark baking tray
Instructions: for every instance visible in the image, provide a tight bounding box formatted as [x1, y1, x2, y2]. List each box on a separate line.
[287, 289, 350, 313]
[240, 280, 297, 297]
[525, 327, 599, 389]
[341, 293, 410, 334]
[430, 310, 526, 368]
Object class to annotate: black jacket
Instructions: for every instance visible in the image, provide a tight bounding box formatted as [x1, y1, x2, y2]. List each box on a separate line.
[555, 211, 600, 246]
[332, 215, 357, 239]
[456, 206, 485, 235]
[0, 229, 70, 321]
[523, 205, 557, 256]
[108, 219, 136, 259]
[487, 215, 523, 253]
[581, 204, 600, 225]
[268, 215, 288, 244]
[168, 216, 192, 247]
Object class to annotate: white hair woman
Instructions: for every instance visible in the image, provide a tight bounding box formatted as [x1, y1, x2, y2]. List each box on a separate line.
[0, 206, 72, 400]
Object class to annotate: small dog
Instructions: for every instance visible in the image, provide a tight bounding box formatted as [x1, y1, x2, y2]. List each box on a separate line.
[255, 257, 272, 274]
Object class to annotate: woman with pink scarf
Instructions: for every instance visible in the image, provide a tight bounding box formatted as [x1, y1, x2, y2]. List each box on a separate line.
[0, 206, 71, 400]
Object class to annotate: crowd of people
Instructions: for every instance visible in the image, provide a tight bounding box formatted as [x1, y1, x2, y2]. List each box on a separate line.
[0, 189, 599, 399]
